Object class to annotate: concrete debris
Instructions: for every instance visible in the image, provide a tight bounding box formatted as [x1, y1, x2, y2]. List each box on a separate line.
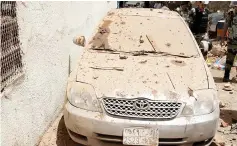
[210, 44, 226, 57]
[175, 60, 183, 64]
[119, 54, 128, 59]
[139, 35, 144, 43]
[223, 87, 232, 91]
[223, 83, 232, 91]
[217, 129, 225, 133]
[121, 21, 126, 25]
[206, 41, 228, 71]
[98, 27, 110, 34]
[171, 60, 186, 67]
[213, 133, 226, 146]
[223, 130, 230, 135]
[73, 36, 85, 47]
[165, 43, 171, 47]
[93, 76, 98, 79]
[219, 101, 226, 108]
[107, 12, 114, 16]
[188, 87, 194, 97]
[220, 119, 229, 127]
[139, 60, 147, 64]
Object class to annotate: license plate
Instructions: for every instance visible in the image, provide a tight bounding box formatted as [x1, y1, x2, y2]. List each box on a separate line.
[123, 127, 159, 145]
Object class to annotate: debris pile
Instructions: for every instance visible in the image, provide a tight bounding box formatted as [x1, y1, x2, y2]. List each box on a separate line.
[223, 83, 232, 91]
[210, 43, 227, 57]
[219, 101, 226, 108]
[206, 41, 227, 70]
[73, 36, 85, 47]
[207, 43, 237, 71]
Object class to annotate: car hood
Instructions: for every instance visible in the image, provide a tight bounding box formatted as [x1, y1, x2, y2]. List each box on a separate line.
[76, 52, 209, 101]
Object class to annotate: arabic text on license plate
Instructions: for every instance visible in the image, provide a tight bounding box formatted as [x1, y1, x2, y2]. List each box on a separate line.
[123, 127, 159, 145]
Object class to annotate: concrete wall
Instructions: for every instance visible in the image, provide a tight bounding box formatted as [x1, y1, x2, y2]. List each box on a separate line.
[1, 2, 116, 146]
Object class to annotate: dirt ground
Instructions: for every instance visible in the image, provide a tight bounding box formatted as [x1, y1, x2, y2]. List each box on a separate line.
[210, 69, 237, 146]
[38, 68, 237, 146]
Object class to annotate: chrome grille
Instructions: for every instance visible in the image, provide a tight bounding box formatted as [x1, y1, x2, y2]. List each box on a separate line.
[102, 97, 182, 119]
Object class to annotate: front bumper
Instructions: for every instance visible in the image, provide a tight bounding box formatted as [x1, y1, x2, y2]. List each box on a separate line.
[64, 102, 219, 146]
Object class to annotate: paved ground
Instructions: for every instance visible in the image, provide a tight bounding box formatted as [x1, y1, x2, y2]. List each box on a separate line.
[38, 68, 237, 146]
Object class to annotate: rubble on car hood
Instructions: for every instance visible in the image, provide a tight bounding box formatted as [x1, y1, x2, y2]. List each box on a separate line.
[76, 52, 210, 101]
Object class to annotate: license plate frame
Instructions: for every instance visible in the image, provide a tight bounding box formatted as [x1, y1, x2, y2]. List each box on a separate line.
[123, 127, 159, 145]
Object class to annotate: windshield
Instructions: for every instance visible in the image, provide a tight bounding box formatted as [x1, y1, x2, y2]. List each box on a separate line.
[88, 9, 199, 57]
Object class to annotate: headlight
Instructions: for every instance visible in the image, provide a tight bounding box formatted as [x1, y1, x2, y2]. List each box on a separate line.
[181, 89, 218, 116]
[67, 82, 102, 112]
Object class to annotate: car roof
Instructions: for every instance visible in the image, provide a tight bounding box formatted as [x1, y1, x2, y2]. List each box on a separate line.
[87, 8, 199, 57]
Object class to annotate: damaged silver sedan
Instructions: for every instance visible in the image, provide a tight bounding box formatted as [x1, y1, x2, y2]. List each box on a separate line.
[64, 8, 220, 146]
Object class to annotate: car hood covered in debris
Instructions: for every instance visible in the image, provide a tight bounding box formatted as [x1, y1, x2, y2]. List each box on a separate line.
[76, 52, 210, 100]
[75, 8, 216, 101]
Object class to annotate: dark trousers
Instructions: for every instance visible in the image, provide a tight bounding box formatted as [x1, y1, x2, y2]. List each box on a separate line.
[224, 46, 237, 79]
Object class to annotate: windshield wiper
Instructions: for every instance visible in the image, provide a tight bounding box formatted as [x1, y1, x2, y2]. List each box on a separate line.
[89, 48, 195, 58]
[157, 52, 195, 58]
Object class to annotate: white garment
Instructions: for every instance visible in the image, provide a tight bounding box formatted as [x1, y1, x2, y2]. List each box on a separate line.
[154, 3, 162, 9]
[234, 55, 237, 67]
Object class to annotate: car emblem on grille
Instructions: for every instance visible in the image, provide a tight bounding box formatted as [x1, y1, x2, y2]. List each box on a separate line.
[134, 99, 149, 110]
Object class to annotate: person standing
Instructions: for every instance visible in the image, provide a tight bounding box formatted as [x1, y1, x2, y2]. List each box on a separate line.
[221, 1, 237, 82]
[189, 1, 204, 34]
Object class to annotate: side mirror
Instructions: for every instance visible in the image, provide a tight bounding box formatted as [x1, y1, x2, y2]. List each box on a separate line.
[73, 36, 86, 47]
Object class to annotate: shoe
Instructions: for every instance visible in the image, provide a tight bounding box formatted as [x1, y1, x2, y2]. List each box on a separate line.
[223, 78, 230, 82]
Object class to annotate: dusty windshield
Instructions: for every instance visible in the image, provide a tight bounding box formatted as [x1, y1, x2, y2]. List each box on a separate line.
[88, 9, 199, 58]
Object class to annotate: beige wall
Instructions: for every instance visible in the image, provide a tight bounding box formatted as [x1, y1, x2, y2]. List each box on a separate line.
[1, 2, 116, 146]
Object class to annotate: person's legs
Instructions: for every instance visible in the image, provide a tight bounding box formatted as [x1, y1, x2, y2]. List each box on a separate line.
[223, 47, 237, 82]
